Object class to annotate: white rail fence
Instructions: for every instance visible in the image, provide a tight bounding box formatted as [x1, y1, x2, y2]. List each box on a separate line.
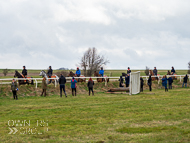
[0, 75, 189, 88]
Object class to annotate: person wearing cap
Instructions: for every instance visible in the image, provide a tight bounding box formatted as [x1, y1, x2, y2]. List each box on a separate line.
[22, 66, 27, 77]
[59, 74, 67, 97]
[87, 77, 94, 96]
[125, 74, 130, 87]
[167, 76, 173, 89]
[47, 66, 53, 83]
[153, 67, 157, 76]
[11, 79, 18, 100]
[127, 67, 131, 74]
[99, 67, 104, 77]
[75, 67, 81, 77]
[171, 67, 175, 75]
[71, 77, 77, 96]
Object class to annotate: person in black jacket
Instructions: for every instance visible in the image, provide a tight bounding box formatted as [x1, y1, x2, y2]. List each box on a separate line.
[167, 76, 173, 89]
[119, 76, 124, 87]
[140, 77, 144, 92]
[47, 66, 53, 83]
[125, 74, 130, 87]
[148, 75, 152, 91]
[87, 77, 94, 96]
[153, 67, 157, 76]
[22, 66, 27, 77]
[59, 74, 67, 97]
[182, 74, 188, 88]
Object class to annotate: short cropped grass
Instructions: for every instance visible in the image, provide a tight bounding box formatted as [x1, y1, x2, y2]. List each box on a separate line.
[0, 88, 190, 142]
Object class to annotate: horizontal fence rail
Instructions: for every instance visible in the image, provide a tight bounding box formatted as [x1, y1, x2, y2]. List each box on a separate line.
[0, 75, 189, 88]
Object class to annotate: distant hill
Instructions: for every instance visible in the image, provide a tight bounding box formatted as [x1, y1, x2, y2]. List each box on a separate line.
[58, 67, 69, 70]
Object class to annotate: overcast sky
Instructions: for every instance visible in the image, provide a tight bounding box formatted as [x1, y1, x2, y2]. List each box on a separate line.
[0, 0, 190, 70]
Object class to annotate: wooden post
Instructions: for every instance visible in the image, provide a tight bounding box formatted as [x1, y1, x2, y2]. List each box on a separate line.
[105, 77, 107, 86]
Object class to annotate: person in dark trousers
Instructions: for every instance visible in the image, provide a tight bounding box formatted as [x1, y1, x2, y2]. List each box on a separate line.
[11, 79, 18, 100]
[167, 76, 173, 89]
[87, 77, 94, 96]
[140, 77, 144, 92]
[71, 77, 77, 96]
[153, 67, 157, 76]
[47, 66, 53, 83]
[162, 75, 168, 92]
[127, 67, 131, 74]
[41, 77, 47, 96]
[119, 76, 124, 87]
[147, 75, 152, 91]
[22, 66, 27, 77]
[182, 74, 188, 88]
[171, 66, 175, 75]
[125, 74, 130, 87]
[59, 74, 67, 97]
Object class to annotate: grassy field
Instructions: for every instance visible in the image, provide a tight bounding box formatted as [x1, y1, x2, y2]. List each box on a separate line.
[0, 81, 190, 142]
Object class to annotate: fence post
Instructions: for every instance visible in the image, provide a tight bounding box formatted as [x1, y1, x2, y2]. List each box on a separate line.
[180, 76, 181, 82]
[158, 76, 160, 84]
[55, 79, 57, 87]
[105, 77, 107, 86]
[35, 79, 37, 89]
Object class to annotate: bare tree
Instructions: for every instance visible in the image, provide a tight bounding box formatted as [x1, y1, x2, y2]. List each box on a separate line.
[145, 66, 149, 76]
[188, 62, 190, 74]
[3, 69, 9, 76]
[79, 47, 109, 76]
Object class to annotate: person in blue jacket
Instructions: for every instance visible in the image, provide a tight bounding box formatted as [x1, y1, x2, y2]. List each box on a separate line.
[167, 76, 173, 89]
[171, 66, 175, 75]
[75, 67, 81, 77]
[71, 77, 77, 96]
[99, 67, 104, 77]
[162, 75, 168, 92]
[125, 74, 130, 87]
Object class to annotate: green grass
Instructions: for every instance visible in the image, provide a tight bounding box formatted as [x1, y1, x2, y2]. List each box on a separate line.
[1, 85, 190, 142]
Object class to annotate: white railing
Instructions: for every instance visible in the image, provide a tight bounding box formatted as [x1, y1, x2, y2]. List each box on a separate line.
[0, 75, 189, 88]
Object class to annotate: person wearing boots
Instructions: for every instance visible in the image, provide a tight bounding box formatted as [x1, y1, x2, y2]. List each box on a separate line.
[11, 79, 18, 100]
[41, 77, 47, 96]
[162, 75, 168, 92]
[140, 77, 144, 92]
[147, 75, 152, 91]
[71, 77, 77, 96]
[182, 74, 188, 88]
[59, 74, 67, 97]
[87, 77, 94, 96]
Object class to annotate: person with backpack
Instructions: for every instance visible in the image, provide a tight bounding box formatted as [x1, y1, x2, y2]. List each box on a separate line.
[11, 79, 18, 100]
[71, 77, 77, 96]
[59, 74, 67, 97]
[167, 76, 173, 89]
[182, 74, 188, 88]
[87, 77, 94, 96]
